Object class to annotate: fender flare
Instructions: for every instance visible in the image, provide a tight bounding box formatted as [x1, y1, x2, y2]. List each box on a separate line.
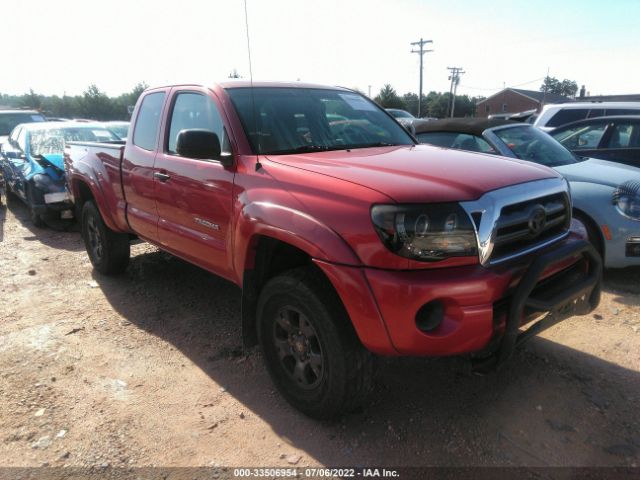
[234, 201, 362, 349]
[234, 201, 361, 275]
[70, 173, 122, 232]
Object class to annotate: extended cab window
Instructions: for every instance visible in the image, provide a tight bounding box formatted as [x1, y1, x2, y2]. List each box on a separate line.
[133, 92, 166, 151]
[167, 92, 225, 155]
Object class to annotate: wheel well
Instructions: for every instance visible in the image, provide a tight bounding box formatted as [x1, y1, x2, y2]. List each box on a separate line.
[573, 208, 604, 257]
[75, 181, 95, 207]
[241, 236, 314, 348]
[73, 181, 95, 219]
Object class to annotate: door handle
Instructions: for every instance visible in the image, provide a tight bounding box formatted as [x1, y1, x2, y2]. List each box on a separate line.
[153, 171, 171, 182]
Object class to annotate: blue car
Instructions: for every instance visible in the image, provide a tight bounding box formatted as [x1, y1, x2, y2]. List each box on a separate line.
[0, 121, 120, 226]
[415, 118, 640, 269]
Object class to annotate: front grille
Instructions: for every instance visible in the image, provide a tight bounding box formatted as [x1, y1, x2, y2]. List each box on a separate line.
[491, 192, 570, 262]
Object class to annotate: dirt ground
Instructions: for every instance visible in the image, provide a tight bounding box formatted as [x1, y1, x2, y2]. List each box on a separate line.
[1, 194, 639, 470]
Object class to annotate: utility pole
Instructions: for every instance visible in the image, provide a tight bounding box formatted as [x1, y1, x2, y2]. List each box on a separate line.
[447, 67, 465, 117]
[368, 85, 372, 98]
[411, 38, 433, 117]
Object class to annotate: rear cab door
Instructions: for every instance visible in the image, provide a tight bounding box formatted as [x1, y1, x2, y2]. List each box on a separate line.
[153, 86, 237, 280]
[122, 88, 170, 241]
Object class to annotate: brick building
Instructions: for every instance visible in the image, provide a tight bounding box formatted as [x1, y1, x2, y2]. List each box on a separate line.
[475, 88, 572, 118]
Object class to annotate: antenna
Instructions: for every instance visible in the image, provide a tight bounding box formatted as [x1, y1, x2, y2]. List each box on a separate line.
[243, 0, 261, 170]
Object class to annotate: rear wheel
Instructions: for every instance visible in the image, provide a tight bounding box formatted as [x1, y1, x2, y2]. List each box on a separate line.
[81, 201, 130, 275]
[257, 266, 375, 419]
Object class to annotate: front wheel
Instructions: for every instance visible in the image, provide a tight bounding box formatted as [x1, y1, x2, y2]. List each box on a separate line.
[257, 266, 375, 419]
[81, 201, 130, 275]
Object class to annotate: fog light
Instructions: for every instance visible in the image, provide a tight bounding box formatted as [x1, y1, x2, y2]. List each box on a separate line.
[626, 238, 640, 257]
[415, 301, 445, 332]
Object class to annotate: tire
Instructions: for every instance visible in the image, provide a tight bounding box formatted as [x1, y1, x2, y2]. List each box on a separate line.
[574, 212, 604, 259]
[81, 201, 130, 275]
[257, 266, 375, 419]
[26, 184, 46, 228]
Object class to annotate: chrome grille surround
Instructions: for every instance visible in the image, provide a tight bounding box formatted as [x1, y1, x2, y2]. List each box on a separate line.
[460, 177, 572, 266]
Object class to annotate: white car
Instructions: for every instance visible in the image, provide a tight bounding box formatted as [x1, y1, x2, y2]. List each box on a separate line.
[533, 102, 640, 131]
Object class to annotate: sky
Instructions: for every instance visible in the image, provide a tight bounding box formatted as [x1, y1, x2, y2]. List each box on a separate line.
[4, 0, 639, 99]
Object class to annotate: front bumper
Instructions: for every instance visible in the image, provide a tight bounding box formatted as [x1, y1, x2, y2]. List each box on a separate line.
[603, 220, 640, 268]
[315, 234, 602, 362]
[30, 178, 74, 218]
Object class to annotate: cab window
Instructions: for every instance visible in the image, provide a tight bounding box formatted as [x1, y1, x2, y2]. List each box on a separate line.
[166, 92, 226, 156]
[133, 92, 166, 151]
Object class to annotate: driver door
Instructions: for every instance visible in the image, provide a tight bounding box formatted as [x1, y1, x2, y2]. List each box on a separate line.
[153, 88, 236, 280]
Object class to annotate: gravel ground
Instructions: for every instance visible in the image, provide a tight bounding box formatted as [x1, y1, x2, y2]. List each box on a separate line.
[1, 194, 639, 471]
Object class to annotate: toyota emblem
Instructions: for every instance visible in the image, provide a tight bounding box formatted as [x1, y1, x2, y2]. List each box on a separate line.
[528, 206, 546, 237]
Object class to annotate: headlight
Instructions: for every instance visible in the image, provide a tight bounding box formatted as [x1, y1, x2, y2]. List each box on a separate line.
[613, 181, 640, 220]
[371, 203, 478, 261]
[32, 174, 54, 191]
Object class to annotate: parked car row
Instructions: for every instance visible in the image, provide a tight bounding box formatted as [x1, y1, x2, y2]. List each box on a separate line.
[414, 118, 640, 268]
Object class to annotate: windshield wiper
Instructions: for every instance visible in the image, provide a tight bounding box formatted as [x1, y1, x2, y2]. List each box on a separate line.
[342, 142, 401, 149]
[266, 145, 331, 154]
[266, 142, 402, 155]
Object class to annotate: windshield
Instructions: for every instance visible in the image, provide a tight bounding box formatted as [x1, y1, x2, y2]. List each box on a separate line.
[0, 112, 46, 136]
[388, 109, 414, 119]
[493, 126, 579, 167]
[226, 87, 414, 155]
[107, 123, 129, 139]
[29, 126, 120, 156]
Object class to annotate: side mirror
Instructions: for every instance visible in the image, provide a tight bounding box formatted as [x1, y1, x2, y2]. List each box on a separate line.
[176, 129, 232, 166]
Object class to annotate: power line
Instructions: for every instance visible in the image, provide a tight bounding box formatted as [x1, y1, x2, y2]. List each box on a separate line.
[410, 38, 433, 117]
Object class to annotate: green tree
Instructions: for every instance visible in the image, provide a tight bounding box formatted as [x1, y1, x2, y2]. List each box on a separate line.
[20, 89, 43, 109]
[540, 76, 578, 98]
[374, 84, 405, 109]
[401, 92, 428, 117]
[559, 79, 578, 98]
[114, 82, 148, 118]
[78, 84, 115, 120]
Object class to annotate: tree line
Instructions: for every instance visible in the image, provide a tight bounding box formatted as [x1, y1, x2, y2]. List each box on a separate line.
[1, 76, 579, 122]
[0, 83, 148, 121]
[372, 84, 485, 118]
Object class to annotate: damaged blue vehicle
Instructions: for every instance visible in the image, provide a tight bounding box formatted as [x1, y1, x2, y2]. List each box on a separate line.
[0, 122, 121, 227]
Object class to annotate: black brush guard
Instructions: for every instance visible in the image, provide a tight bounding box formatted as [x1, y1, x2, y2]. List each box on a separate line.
[473, 239, 602, 373]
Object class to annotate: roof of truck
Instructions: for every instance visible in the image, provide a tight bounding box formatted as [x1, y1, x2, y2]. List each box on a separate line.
[218, 80, 353, 91]
[144, 81, 355, 92]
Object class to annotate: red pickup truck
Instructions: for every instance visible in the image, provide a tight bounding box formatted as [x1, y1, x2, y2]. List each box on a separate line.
[64, 82, 601, 419]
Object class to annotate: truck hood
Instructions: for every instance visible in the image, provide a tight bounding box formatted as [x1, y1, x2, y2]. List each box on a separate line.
[554, 158, 640, 189]
[266, 144, 558, 203]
